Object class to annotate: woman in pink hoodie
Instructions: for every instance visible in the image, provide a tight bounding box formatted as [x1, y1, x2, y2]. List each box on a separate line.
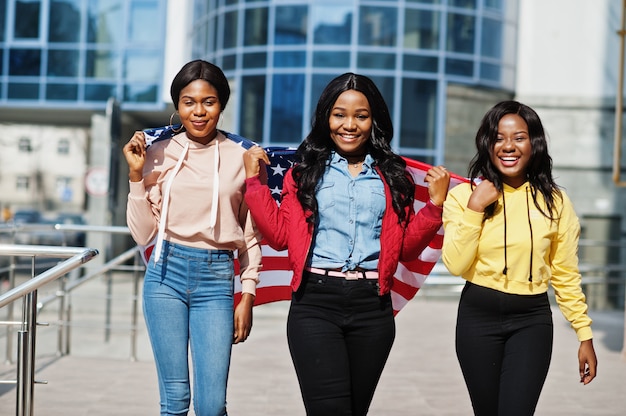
[123, 60, 262, 416]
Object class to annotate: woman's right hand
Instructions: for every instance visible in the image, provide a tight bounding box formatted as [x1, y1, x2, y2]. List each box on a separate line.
[243, 146, 270, 179]
[122, 131, 146, 182]
[467, 179, 500, 212]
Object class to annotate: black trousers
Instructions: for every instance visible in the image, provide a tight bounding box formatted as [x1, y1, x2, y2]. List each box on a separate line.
[456, 282, 553, 416]
[287, 271, 395, 416]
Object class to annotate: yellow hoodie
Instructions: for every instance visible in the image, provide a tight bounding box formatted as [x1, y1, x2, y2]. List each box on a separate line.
[442, 181, 593, 341]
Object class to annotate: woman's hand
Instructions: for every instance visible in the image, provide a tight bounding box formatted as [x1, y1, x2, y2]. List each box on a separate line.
[425, 166, 450, 207]
[122, 131, 147, 182]
[467, 179, 500, 212]
[233, 293, 255, 344]
[243, 146, 270, 179]
[578, 339, 597, 385]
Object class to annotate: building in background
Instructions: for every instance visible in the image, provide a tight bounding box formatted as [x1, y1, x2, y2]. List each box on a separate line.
[191, 0, 518, 168]
[0, 0, 624, 307]
[0, 0, 171, 216]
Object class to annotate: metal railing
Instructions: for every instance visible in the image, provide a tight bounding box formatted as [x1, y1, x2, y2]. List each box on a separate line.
[0, 223, 145, 416]
[0, 245, 98, 416]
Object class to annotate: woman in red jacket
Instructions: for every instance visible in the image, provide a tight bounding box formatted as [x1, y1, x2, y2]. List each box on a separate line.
[244, 73, 450, 416]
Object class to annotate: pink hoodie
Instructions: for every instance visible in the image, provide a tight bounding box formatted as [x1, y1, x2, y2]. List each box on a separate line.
[126, 131, 262, 295]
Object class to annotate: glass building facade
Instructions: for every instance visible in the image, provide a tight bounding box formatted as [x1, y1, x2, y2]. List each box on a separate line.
[0, 0, 167, 111]
[191, 0, 517, 163]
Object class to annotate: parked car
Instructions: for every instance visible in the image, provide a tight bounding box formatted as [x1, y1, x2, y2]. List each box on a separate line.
[12, 209, 42, 225]
[54, 213, 87, 247]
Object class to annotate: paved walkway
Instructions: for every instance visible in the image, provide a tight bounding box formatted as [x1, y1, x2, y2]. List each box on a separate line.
[0, 277, 624, 415]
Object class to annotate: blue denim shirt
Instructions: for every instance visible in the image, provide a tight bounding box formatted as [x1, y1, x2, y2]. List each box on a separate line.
[309, 152, 385, 271]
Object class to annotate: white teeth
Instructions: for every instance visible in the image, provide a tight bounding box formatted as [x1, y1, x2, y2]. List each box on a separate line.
[501, 157, 517, 161]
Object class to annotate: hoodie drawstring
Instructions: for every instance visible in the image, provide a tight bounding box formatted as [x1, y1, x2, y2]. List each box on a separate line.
[525, 187, 534, 282]
[501, 187, 534, 282]
[153, 142, 190, 263]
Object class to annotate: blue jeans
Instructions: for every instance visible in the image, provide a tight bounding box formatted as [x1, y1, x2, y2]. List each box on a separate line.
[143, 241, 235, 416]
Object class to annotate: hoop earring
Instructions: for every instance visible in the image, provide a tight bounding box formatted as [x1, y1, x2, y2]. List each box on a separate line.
[169, 112, 184, 133]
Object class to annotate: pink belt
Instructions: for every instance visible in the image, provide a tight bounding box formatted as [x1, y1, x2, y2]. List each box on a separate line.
[305, 267, 379, 280]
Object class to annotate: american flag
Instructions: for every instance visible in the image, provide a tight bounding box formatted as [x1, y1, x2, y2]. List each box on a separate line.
[138, 126, 466, 314]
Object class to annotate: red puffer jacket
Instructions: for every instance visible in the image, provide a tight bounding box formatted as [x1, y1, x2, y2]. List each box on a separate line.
[244, 169, 443, 295]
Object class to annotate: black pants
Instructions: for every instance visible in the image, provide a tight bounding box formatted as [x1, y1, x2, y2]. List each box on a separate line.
[287, 271, 395, 416]
[456, 282, 553, 416]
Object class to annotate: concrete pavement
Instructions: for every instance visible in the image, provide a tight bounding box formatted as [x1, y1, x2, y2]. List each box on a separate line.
[0, 277, 624, 415]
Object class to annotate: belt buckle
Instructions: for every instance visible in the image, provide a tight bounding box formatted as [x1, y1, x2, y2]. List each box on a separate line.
[345, 270, 360, 280]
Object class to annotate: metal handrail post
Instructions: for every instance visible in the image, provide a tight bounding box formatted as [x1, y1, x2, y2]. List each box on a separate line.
[5, 255, 17, 364]
[130, 251, 141, 361]
[16, 288, 37, 416]
[615, 0, 626, 186]
[55, 277, 67, 357]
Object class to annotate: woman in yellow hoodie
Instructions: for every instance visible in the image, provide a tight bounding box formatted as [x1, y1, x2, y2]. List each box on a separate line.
[442, 100, 597, 416]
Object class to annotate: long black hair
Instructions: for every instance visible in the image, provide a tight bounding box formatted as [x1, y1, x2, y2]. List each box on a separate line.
[292, 73, 414, 224]
[468, 100, 561, 219]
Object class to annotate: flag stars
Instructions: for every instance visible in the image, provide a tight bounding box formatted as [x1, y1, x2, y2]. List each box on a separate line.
[270, 186, 282, 196]
[271, 163, 287, 176]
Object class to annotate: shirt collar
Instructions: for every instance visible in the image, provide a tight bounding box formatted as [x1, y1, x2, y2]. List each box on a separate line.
[330, 151, 375, 168]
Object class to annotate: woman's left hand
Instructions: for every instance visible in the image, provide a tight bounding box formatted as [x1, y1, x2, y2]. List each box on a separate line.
[425, 165, 450, 207]
[578, 339, 597, 385]
[233, 293, 255, 344]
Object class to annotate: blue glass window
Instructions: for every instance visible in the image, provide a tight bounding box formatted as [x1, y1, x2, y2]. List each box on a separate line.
[359, 6, 396, 46]
[310, 73, 336, 118]
[449, 0, 476, 8]
[481, 18, 502, 59]
[48, 50, 79, 76]
[87, 0, 124, 44]
[223, 11, 238, 49]
[403, 55, 438, 72]
[445, 58, 473, 76]
[447, 13, 475, 54]
[8, 82, 39, 99]
[313, 51, 350, 68]
[46, 83, 78, 100]
[404, 9, 439, 50]
[480, 62, 500, 82]
[85, 84, 116, 101]
[124, 84, 157, 102]
[49, 0, 81, 42]
[244, 7, 268, 46]
[406, 0, 440, 3]
[399, 78, 437, 149]
[0, 0, 5, 42]
[485, 0, 504, 10]
[9, 49, 41, 76]
[274, 51, 304, 68]
[368, 75, 395, 116]
[124, 52, 160, 82]
[313, 6, 352, 45]
[243, 52, 267, 68]
[275, 5, 307, 45]
[15, 0, 41, 39]
[86, 50, 119, 78]
[239, 75, 266, 141]
[357, 52, 395, 70]
[271, 73, 304, 143]
[223, 54, 236, 71]
[129, 1, 160, 43]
